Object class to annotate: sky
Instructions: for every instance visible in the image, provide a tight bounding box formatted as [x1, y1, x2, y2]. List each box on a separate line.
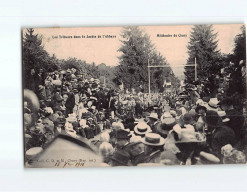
[31, 24, 243, 79]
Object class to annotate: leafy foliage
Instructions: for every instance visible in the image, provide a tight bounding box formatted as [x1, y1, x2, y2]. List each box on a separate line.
[225, 25, 246, 98]
[22, 28, 59, 89]
[184, 25, 221, 96]
[116, 26, 178, 93]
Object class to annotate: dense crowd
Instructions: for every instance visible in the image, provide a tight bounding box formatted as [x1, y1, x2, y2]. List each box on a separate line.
[24, 68, 247, 166]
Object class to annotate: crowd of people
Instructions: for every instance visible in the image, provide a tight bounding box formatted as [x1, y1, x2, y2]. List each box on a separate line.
[24, 68, 247, 166]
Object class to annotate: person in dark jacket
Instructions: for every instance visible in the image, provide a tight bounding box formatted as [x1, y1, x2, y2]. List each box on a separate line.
[205, 110, 236, 160]
[220, 97, 246, 144]
[65, 91, 75, 117]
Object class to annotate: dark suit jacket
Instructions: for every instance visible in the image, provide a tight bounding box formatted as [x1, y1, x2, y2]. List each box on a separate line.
[65, 92, 75, 109]
[211, 125, 236, 159]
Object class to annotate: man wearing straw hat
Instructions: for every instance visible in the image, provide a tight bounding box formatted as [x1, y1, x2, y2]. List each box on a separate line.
[141, 133, 165, 164]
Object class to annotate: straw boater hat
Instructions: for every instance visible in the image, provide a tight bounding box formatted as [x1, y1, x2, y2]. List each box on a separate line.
[134, 122, 152, 135]
[148, 113, 159, 120]
[141, 133, 165, 146]
[206, 98, 219, 111]
[160, 112, 173, 123]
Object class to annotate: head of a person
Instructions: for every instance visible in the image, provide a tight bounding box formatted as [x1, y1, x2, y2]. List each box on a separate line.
[220, 97, 234, 111]
[115, 129, 130, 148]
[99, 142, 114, 158]
[205, 110, 221, 130]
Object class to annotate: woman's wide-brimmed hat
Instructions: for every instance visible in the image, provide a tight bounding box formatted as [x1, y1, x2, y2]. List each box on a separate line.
[141, 133, 165, 146]
[134, 122, 152, 135]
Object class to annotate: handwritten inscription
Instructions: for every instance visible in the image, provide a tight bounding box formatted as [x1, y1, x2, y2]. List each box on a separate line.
[32, 158, 97, 168]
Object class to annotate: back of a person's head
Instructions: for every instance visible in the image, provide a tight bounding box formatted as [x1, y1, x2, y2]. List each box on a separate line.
[205, 110, 221, 127]
[220, 97, 234, 107]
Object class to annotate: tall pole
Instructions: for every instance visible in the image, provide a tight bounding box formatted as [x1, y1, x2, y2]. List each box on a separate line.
[195, 57, 197, 81]
[148, 59, 151, 94]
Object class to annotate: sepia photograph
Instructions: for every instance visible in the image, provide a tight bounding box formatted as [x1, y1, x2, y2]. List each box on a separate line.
[22, 24, 247, 168]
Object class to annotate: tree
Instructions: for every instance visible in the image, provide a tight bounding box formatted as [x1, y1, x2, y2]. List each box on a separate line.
[116, 26, 175, 93]
[224, 25, 246, 110]
[184, 25, 221, 96]
[22, 28, 58, 89]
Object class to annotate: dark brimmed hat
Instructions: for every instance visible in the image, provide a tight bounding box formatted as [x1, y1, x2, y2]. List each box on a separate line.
[109, 150, 130, 166]
[115, 129, 131, 139]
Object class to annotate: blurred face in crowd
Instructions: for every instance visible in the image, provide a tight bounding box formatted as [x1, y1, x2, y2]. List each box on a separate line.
[198, 108, 206, 116]
[98, 113, 104, 121]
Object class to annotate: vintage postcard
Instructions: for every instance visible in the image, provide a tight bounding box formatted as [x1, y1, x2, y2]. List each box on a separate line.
[22, 24, 246, 168]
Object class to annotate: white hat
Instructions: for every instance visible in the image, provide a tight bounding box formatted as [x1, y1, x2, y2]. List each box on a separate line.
[26, 147, 43, 160]
[206, 98, 219, 111]
[112, 122, 125, 131]
[160, 112, 173, 123]
[134, 122, 152, 135]
[148, 113, 159, 120]
[141, 133, 165, 146]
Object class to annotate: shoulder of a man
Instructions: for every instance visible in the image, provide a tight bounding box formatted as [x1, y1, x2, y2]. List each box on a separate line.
[214, 125, 235, 138]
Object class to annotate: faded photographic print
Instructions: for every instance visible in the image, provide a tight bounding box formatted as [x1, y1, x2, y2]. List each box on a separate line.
[22, 24, 247, 168]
